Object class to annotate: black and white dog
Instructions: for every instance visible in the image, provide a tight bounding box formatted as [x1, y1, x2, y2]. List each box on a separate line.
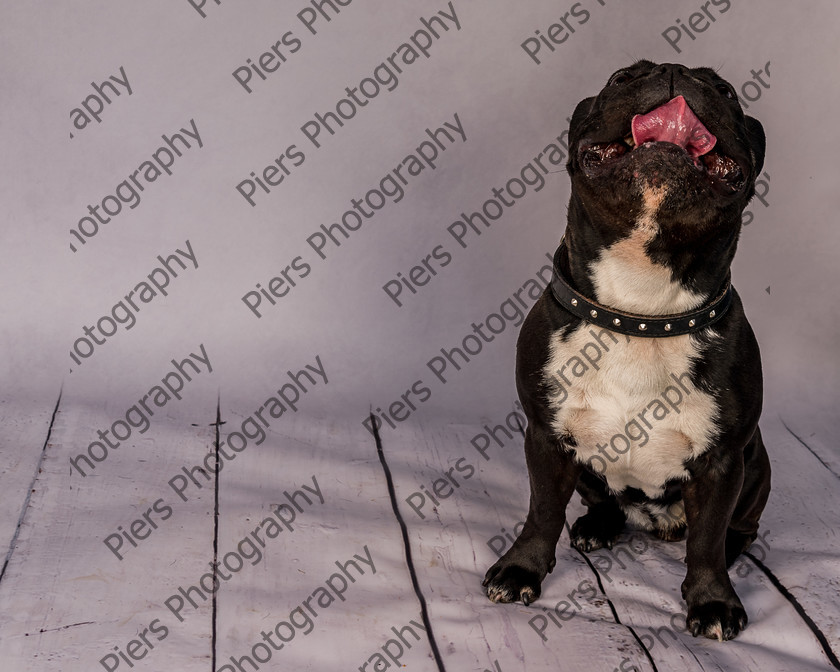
[483, 61, 771, 641]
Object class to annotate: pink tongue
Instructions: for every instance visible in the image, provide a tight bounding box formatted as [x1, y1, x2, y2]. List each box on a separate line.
[631, 95, 716, 158]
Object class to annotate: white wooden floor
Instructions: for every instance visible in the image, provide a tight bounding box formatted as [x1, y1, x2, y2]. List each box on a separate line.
[1, 389, 838, 672]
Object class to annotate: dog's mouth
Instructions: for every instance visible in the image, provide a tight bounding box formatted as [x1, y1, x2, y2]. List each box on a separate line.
[579, 96, 746, 193]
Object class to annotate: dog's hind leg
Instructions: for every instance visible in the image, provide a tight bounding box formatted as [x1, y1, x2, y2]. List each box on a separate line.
[725, 426, 771, 567]
[570, 469, 627, 552]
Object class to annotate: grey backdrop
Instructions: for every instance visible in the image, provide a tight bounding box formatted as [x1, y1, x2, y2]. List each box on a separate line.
[1, 2, 837, 458]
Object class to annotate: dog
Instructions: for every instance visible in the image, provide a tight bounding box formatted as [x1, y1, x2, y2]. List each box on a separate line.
[483, 61, 770, 641]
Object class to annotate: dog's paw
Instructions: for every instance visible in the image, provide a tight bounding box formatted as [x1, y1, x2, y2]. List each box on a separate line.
[686, 601, 748, 641]
[570, 510, 624, 552]
[483, 563, 542, 605]
[654, 523, 686, 542]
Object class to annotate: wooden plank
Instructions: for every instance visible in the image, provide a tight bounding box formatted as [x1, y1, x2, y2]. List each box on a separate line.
[744, 413, 840, 660]
[777, 412, 840, 483]
[0, 393, 61, 570]
[213, 410, 440, 672]
[0, 384, 218, 670]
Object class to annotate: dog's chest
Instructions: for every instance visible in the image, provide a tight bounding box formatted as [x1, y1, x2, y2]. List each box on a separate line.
[543, 325, 718, 497]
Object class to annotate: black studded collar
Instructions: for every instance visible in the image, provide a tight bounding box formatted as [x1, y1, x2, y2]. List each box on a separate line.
[549, 238, 732, 337]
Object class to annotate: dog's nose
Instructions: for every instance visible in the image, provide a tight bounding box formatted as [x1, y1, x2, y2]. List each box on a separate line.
[652, 63, 690, 98]
[653, 63, 690, 78]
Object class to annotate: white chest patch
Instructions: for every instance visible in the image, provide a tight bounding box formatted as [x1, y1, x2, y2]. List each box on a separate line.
[547, 188, 719, 498]
[544, 325, 718, 498]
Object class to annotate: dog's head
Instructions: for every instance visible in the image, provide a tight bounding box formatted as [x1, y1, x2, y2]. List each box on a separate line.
[566, 61, 765, 246]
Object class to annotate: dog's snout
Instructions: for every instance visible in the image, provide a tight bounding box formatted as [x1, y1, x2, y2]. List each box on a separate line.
[652, 63, 690, 78]
[651, 63, 690, 98]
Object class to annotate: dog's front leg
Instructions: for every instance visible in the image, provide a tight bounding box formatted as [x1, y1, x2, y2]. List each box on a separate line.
[483, 423, 581, 605]
[681, 453, 747, 641]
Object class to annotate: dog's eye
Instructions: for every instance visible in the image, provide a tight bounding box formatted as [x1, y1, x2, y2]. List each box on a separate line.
[716, 83, 737, 100]
[608, 70, 633, 86]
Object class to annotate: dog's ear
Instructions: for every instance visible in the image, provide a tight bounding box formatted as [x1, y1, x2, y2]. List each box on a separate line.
[745, 115, 766, 176]
[566, 96, 596, 174]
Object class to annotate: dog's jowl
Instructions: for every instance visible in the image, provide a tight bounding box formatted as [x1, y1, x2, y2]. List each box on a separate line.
[483, 61, 770, 642]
